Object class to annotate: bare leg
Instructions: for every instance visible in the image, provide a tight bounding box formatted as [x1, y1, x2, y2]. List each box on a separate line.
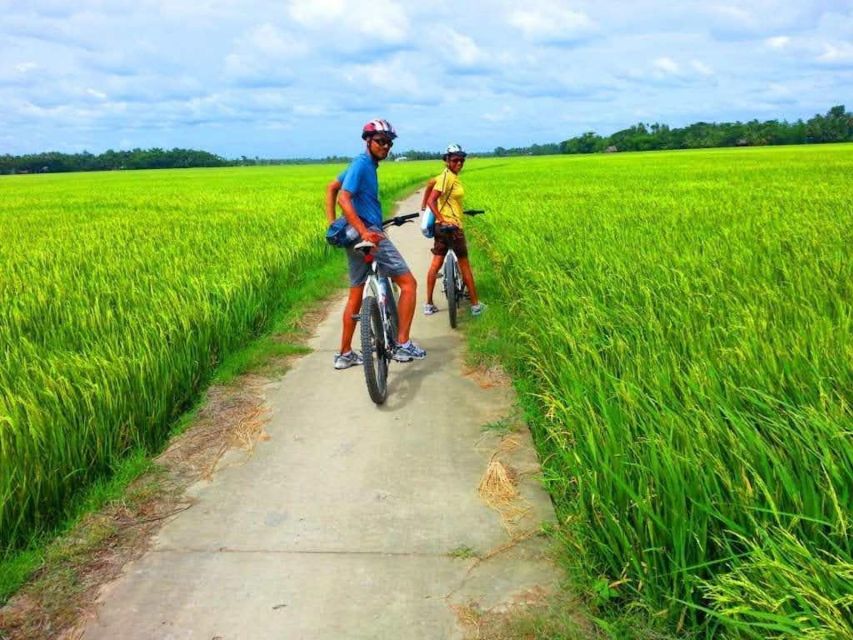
[426, 254, 443, 305]
[458, 258, 478, 306]
[391, 271, 417, 344]
[340, 285, 365, 353]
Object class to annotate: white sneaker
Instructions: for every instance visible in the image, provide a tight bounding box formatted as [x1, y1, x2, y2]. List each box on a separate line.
[333, 351, 363, 370]
[423, 303, 439, 316]
[470, 303, 486, 316]
[392, 341, 427, 362]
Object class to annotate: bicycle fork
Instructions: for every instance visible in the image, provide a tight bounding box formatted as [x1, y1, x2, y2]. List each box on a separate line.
[378, 278, 397, 349]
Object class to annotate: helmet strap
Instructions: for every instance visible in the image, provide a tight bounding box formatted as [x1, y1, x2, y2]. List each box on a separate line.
[367, 138, 383, 162]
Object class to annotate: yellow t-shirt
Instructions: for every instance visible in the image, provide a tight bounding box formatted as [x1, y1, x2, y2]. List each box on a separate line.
[433, 169, 465, 227]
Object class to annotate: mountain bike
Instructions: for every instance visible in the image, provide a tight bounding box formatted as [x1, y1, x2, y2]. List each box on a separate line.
[356, 212, 419, 404]
[440, 209, 485, 328]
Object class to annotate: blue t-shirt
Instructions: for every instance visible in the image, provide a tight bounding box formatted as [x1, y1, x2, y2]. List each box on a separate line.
[339, 152, 382, 228]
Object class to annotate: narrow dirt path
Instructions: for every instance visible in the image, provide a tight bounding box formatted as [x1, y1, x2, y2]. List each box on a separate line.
[81, 191, 560, 639]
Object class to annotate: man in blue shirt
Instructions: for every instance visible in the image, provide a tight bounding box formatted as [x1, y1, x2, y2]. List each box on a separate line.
[325, 119, 426, 369]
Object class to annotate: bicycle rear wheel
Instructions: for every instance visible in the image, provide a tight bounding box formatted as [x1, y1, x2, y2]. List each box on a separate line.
[360, 295, 388, 404]
[444, 255, 459, 328]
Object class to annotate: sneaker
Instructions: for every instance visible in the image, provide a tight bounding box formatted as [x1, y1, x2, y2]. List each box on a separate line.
[392, 341, 427, 362]
[470, 303, 486, 316]
[333, 350, 363, 370]
[423, 303, 439, 316]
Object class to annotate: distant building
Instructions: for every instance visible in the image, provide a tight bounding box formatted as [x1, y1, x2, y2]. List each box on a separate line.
[605, 146, 618, 153]
[394, 156, 409, 162]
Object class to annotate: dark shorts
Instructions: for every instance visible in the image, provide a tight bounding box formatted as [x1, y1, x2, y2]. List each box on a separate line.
[431, 225, 468, 258]
[345, 227, 410, 286]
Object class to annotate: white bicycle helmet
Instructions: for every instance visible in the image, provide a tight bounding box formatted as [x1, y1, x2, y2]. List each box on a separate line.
[443, 143, 467, 159]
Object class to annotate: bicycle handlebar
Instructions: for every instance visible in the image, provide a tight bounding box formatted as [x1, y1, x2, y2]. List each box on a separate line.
[381, 212, 420, 227]
[354, 212, 420, 254]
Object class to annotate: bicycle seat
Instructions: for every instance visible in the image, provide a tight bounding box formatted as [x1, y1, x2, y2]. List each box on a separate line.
[354, 240, 376, 251]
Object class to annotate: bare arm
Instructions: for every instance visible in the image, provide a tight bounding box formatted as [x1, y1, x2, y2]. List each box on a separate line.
[420, 178, 436, 210]
[426, 187, 449, 225]
[325, 178, 342, 224]
[338, 190, 384, 244]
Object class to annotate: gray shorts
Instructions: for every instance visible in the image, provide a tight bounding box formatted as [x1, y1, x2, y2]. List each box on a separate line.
[346, 229, 410, 286]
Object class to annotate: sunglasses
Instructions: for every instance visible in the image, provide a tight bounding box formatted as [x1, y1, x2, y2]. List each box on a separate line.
[449, 157, 465, 164]
[371, 137, 394, 148]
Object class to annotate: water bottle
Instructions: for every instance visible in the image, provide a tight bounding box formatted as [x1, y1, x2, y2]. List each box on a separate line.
[344, 224, 360, 245]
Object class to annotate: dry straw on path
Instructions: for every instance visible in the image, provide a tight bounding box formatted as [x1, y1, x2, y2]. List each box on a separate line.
[478, 451, 532, 539]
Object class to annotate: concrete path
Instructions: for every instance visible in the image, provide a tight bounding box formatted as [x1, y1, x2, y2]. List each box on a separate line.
[82, 191, 559, 639]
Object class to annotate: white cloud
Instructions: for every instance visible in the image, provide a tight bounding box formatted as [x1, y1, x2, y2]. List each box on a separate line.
[288, 0, 409, 43]
[700, 1, 840, 41]
[654, 57, 680, 75]
[508, 1, 594, 42]
[691, 60, 714, 76]
[246, 23, 307, 58]
[765, 35, 791, 49]
[292, 103, 329, 117]
[352, 0, 410, 43]
[817, 42, 853, 63]
[224, 24, 307, 86]
[345, 56, 422, 97]
[288, 0, 347, 27]
[15, 62, 39, 73]
[446, 30, 485, 67]
[766, 82, 794, 99]
[708, 4, 754, 26]
[86, 88, 107, 99]
[482, 105, 513, 122]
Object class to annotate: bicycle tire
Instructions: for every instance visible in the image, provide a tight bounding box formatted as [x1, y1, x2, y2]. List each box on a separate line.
[445, 254, 458, 328]
[381, 277, 399, 347]
[360, 295, 388, 404]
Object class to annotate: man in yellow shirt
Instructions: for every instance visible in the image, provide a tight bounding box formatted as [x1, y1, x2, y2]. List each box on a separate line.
[422, 144, 484, 316]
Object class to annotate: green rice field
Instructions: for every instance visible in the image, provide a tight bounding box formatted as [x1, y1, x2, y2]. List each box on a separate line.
[2, 145, 851, 637]
[0, 163, 432, 552]
[463, 144, 852, 637]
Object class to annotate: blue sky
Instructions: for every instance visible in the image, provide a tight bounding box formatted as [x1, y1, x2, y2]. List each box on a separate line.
[2, 0, 851, 158]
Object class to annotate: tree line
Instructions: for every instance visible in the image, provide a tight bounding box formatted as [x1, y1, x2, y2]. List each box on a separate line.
[2, 106, 850, 174]
[495, 105, 851, 156]
[0, 148, 229, 175]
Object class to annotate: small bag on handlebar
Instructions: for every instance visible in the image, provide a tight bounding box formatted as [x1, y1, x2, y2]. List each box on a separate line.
[326, 217, 360, 248]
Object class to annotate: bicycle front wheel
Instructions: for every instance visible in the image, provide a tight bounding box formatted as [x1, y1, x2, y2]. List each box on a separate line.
[444, 255, 459, 329]
[360, 295, 388, 404]
[381, 277, 399, 347]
